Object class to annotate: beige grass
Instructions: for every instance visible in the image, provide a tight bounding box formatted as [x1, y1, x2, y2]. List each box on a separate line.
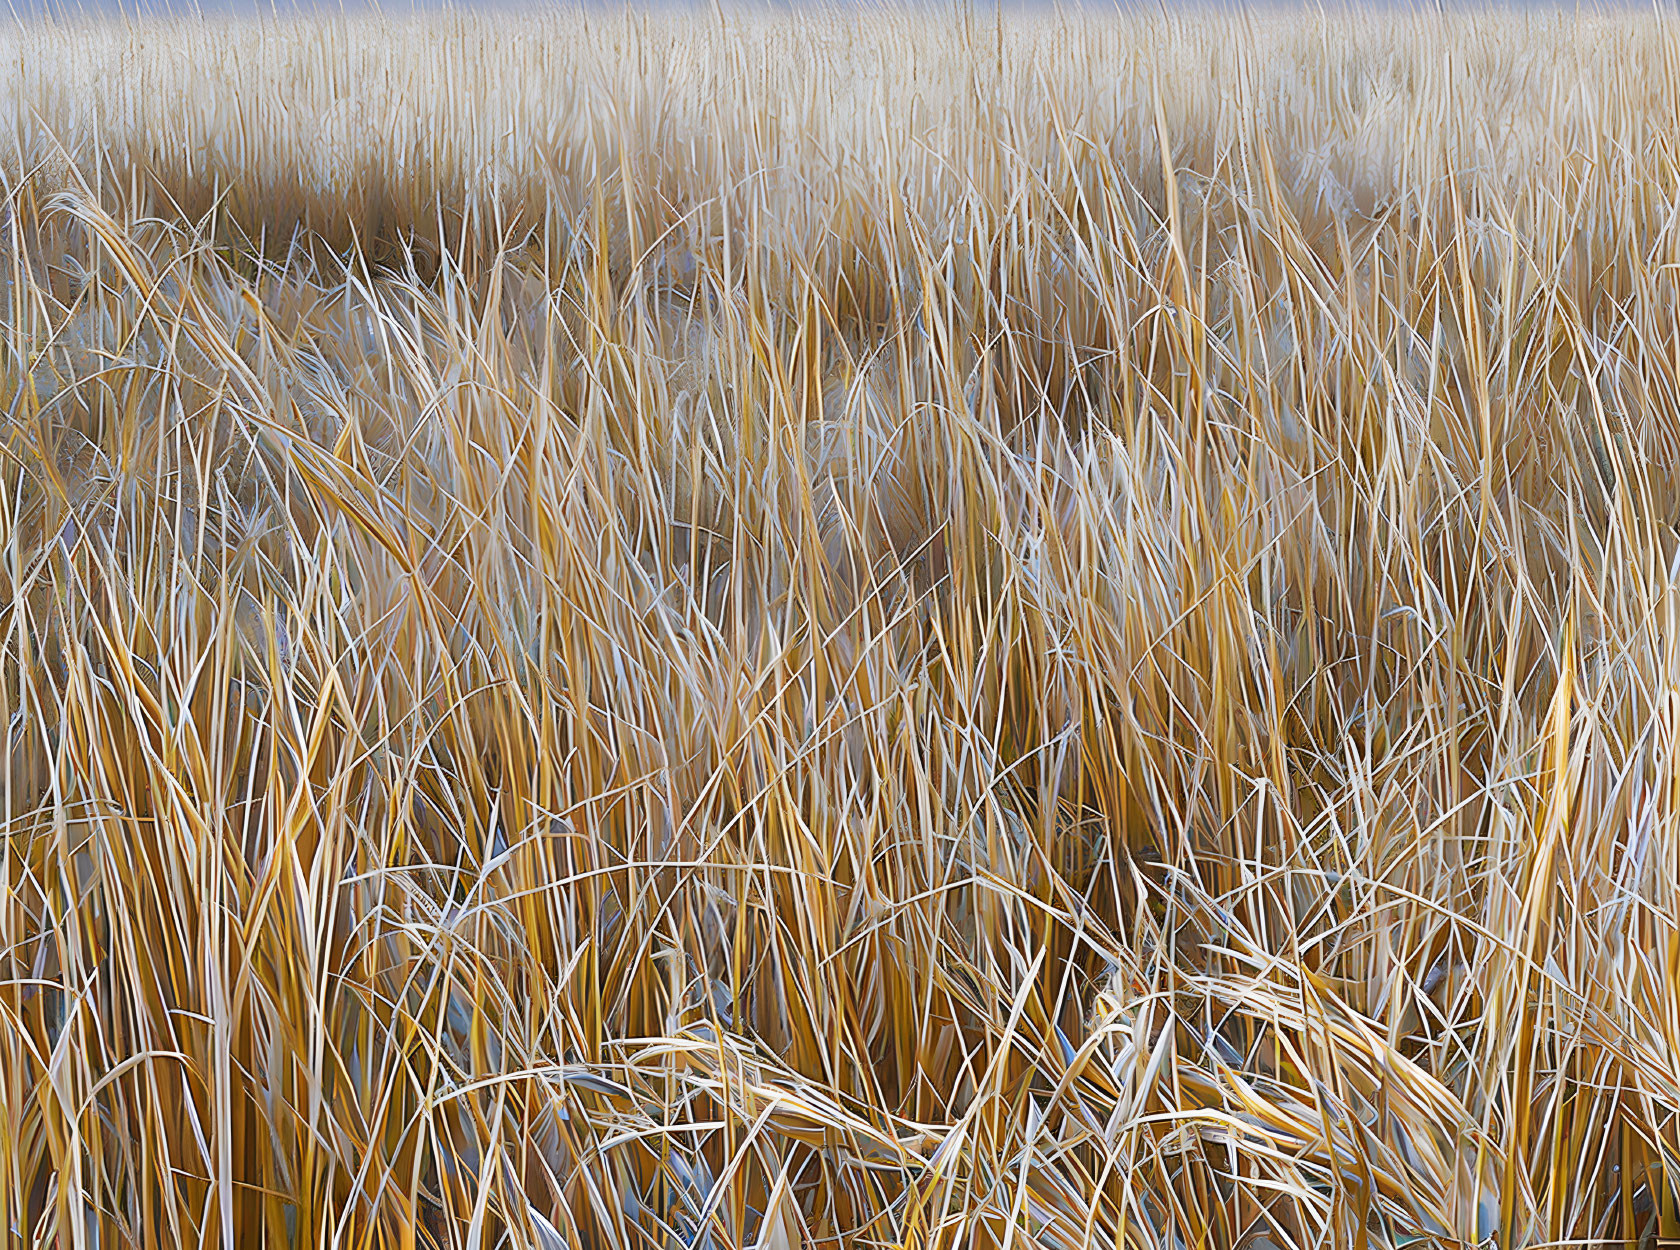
[3, 5, 1680, 1247]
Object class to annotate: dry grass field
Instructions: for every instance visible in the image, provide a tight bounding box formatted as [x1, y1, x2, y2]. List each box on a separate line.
[3, 6, 1680, 1247]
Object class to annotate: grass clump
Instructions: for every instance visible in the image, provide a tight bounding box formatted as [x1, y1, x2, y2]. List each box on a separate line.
[3, 6, 1680, 1247]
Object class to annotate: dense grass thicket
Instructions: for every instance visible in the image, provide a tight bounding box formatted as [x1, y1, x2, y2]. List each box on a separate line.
[4, 8, 1680, 1247]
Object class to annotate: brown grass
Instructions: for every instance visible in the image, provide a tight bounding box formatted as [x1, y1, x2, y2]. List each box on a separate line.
[2, 6, 1680, 1247]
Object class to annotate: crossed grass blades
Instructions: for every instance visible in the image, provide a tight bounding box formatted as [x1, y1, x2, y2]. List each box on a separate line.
[3, 7, 1680, 1248]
